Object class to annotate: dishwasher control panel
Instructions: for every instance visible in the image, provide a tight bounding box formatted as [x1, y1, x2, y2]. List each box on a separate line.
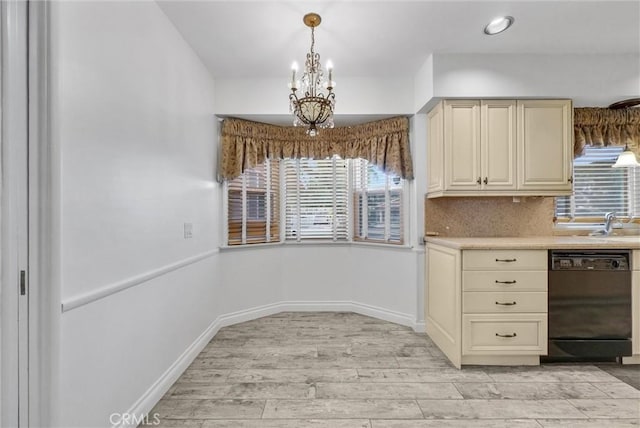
[550, 251, 630, 271]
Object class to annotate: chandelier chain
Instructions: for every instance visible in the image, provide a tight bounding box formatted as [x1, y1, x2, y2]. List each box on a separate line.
[310, 26, 315, 57]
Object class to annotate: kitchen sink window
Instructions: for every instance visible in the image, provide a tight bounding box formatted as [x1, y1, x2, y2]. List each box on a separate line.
[555, 146, 640, 223]
[225, 157, 405, 246]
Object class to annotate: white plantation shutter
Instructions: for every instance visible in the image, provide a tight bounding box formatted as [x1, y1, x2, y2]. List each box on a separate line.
[352, 159, 404, 244]
[226, 160, 280, 245]
[556, 146, 640, 219]
[631, 164, 640, 218]
[227, 157, 408, 245]
[284, 156, 349, 241]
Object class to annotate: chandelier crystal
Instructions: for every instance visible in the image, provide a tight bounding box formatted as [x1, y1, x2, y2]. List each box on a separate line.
[289, 13, 335, 137]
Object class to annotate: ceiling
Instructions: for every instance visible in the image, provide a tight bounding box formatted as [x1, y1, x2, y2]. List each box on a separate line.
[158, 1, 639, 80]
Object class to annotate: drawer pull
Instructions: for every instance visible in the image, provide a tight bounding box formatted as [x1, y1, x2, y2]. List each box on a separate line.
[495, 332, 517, 338]
[495, 280, 517, 285]
[495, 301, 517, 306]
[495, 258, 517, 263]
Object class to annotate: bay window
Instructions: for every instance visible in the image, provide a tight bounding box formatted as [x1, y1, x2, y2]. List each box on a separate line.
[225, 157, 406, 245]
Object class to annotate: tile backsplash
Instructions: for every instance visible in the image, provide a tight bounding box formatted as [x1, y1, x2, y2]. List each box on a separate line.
[425, 196, 555, 237]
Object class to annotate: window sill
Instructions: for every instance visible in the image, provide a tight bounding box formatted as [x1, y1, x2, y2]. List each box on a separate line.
[220, 240, 414, 251]
[553, 220, 640, 236]
[219, 242, 283, 252]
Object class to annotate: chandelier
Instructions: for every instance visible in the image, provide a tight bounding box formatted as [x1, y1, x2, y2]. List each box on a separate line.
[289, 13, 335, 137]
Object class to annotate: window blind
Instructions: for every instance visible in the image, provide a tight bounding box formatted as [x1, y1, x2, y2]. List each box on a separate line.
[352, 159, 404, 244]
[227, 160, 280, 245]
[556, 146, 639, 219]
[284, 157, 349, 241]
[631, 163, 640, 218]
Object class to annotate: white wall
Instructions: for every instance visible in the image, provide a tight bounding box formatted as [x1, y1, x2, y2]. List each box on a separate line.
[215, 76, 414, 117]
[414, 54, 434, 113]
[50, 1, 219, 426]
[414, 53, 640, 112]
[217, 244, 422, 329]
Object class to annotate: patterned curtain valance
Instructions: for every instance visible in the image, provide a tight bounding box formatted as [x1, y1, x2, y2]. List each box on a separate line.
[574, 107, 640, 157]
[220, 116, 413, 180]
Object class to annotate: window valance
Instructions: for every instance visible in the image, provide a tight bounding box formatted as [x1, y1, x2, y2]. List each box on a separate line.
[574, 107, 640, 157]
[220, 116, 413, 180]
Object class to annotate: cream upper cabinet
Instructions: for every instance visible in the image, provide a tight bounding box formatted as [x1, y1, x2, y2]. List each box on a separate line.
[517, 100, 573, 191]
[444, 100, 481, 191]
[427, 102, 444, 194]
[426, 98, 573, 198]
[481, 100, 517, 190]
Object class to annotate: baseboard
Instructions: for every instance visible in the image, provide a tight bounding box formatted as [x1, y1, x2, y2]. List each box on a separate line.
[622, 355, 640, 364]
[413, 321, 426, 333]
[461, 355, 540, 366]
[347, 301, 417, 330]
[216, 300, 419, 330]
[116, 316, 222, 428]
[119, 300, 420, 427]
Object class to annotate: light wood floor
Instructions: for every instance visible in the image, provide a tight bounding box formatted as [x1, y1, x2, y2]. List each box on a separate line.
[151, 312, 640, 427]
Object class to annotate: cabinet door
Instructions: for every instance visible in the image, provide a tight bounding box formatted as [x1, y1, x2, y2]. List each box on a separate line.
[444, 100, 481, 190]
[517, 100, 572, 191]
[481, 100, 517, 190]
[427, 102, 444, 194]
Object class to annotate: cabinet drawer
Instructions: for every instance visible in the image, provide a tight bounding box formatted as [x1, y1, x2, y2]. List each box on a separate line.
[462, 314, 547, 355]
[463, 292, 547, 313]
[463, 250, 547, 271]
[463, 271, 547, 291]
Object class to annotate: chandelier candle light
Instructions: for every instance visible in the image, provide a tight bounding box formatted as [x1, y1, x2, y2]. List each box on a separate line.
[289, 13, 336, 137]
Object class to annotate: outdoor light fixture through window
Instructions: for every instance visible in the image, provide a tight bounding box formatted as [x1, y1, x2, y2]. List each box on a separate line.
[612, 144, 640, 168]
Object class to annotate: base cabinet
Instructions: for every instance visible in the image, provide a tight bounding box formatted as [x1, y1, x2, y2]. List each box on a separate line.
[624, 250, 640, 364]
[426, 244, 548, 368]
[462, 313, 547, 355]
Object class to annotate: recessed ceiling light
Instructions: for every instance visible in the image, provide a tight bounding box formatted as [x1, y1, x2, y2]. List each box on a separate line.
[484, 16, 514, 35]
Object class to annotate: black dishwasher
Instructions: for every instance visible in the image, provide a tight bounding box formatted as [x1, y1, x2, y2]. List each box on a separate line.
[547, 250, 632, 360]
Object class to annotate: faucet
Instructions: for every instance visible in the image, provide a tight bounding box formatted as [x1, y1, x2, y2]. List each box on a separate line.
[603, 212, 617, 235]
[589, 211, 617, 236]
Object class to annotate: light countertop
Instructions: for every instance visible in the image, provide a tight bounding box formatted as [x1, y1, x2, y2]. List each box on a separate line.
[424, 236, 640, 250]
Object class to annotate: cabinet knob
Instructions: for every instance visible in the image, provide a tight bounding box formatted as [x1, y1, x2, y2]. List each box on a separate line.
[568, 177, 573, 183]
[483, 177, 488, 185]
[495, 258, 517, 263]
[495, 280, 517, 285]
[496, 333, 517, 338]
[495, 301, 517, 306]
[476, 177, 482, 185]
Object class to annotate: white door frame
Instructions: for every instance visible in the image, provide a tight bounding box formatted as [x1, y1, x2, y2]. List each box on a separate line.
[28, 1, 56, 426]
[1, 0, 30, 425]
[1, 1, 54, 426]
